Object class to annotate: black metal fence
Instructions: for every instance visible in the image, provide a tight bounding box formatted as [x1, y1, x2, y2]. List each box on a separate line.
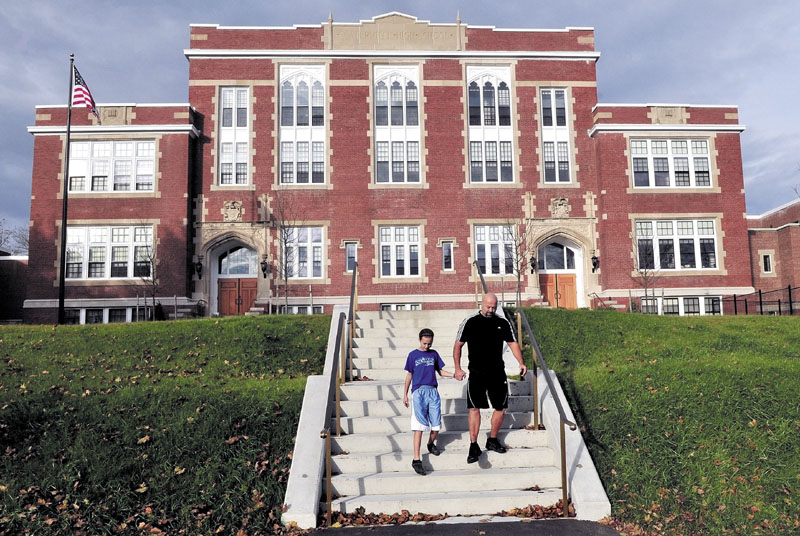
[722, 285, 799, 316]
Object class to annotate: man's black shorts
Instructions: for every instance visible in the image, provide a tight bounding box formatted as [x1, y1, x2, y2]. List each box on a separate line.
[466, 373, 508, 410]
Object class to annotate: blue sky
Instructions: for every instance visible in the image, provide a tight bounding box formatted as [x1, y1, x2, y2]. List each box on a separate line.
[2, 0, 798, 229]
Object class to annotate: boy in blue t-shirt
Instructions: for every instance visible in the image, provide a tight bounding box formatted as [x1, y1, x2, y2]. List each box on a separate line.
[403, 328, 455, 475]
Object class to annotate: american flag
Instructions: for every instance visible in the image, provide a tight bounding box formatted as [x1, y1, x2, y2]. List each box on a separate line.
[72, 66, 98, 118]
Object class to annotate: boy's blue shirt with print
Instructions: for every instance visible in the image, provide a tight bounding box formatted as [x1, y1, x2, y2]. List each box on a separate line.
[404, 349, 445, 392]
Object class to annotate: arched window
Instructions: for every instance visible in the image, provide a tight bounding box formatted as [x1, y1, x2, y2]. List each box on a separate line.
[498, 82, 510, 126]
[537, 242, 576, 271]
[405, 81, 418, 125]
[312, 81, 324, 126]
[375, 81, 388, 125]
[468, 82, 481, 126]
[218, 246, 258, 276]
[296, 81, 309, 126]
[281, 82, 294, 126]
[482, 82, 496, 126]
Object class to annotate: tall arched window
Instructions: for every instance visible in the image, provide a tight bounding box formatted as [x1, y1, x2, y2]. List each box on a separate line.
[280, 66, 326, 185]
[373, 66, 421, 184]
[467, 67, 514, 183]
[218, 246, 258, 276]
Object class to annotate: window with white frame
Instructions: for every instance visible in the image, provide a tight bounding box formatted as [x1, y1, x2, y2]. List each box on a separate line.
[283, 227, 324, 279]
[635, 219, 717, 271]
[631, 139, 711, 188]
[218, 87, 249, 185]
[474, 224, 514, 275]
[379, 225, 420, 277]
[69, 140, 155, 193]
[374, 66, 421, 184]
[540, 88, 572, 183]
[467, 67, 513, 183]
[380, 303, 422, 311]
[280, 305, 324, 315]
[762, 254, 773, 274]
[280, 66, 326, 184]
[63, 306, 153, 324]
[344, 241, 358, 272]
[441, 240, 454, 271]
[640, 296, 721, 316]
[66, 225, 153, 280]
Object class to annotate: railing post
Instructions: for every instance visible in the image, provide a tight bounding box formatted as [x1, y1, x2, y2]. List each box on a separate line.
[759, 289, 763, 315]
[733, 294, 737, 315]
[321, 428, 332, 526]
[788, 286, 794, 315]
[778, 299, 782, 316]
[560, 420, 568, 517]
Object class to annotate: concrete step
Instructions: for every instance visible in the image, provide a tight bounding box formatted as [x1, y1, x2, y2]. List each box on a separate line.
[331, 447, 555, 473]
[333, 411, 535, 434]
[353, 336, 454, 349]
[339, 379, 532, 401]
[326, 488, 562, 516]
[339, 396, 535, 417]
[331, 429, 549, 454]
[355, 327, 462, 339]
[329, 466, 561, 496]
[347, 366, 525, 381]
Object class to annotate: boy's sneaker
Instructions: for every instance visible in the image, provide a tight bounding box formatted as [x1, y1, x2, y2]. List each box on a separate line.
[411, 459, 426, 475]
[485, 437, 507, 454]
[427, 442, 441, 456]
[467, 442, 481, 464]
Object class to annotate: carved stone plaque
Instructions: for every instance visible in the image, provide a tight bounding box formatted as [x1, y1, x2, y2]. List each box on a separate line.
[222, 201, 243, 222]
[550, 198, 571, 218]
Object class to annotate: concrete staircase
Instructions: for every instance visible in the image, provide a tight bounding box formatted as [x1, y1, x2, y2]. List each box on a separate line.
[324, 309, 564, 517]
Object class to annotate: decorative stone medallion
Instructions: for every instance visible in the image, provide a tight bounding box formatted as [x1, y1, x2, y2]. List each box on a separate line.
[550, 197, 571, 218]
[222, 201, 243, 222]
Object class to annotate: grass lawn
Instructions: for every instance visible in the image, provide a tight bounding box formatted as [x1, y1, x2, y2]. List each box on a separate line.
[522, 308, 800, 535]
[0, 315, 329, 535]
[3, 310, 799, 535]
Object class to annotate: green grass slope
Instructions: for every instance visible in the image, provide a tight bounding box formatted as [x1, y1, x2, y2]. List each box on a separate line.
[523, 308, 800, 535]
[1, 315, 329, 535]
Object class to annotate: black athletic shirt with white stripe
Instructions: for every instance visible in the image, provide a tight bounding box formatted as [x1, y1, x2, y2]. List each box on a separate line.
[455, 311, 517, 374]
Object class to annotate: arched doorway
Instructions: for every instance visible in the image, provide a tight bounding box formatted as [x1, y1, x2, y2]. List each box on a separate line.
[214, 245, 259, 316]
[537, 239, 583, 309]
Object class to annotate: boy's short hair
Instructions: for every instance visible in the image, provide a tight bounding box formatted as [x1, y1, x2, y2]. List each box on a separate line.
[419, 328, 434, 339]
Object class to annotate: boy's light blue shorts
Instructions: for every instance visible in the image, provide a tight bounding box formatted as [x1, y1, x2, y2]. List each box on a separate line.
[410, 385, 441, 432]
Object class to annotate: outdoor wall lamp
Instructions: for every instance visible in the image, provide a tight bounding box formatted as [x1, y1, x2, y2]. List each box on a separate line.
[260, 257, 270, 278]
[194, 258, 203, 279]
[529, 255, 537, 274]
[591, 254, 600, 273]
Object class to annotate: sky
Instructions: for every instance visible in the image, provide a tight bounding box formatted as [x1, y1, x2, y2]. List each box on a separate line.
[2, 0, 798, 230]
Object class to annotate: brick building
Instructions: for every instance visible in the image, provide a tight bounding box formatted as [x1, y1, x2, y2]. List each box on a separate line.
[24, 13, 757, 322]
[747, 198, 800, 292]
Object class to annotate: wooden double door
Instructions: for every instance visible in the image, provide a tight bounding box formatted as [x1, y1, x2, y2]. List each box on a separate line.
[218, 278, 257, 316]
[539, 273, 577, 309]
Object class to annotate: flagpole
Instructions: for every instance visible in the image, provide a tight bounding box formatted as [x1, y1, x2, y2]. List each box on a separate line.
[57, 54, 75, 325]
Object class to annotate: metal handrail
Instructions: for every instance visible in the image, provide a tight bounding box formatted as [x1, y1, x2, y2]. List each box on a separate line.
[320, 427, 332, 526]
[517, 310, 577, 516]
[589, 292, 612, 310]
[347, 262, 358, 381]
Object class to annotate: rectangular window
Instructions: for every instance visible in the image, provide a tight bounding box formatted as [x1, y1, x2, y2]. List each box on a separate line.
[108, 308, 127, 323]
[540, 88, 571, 184]
[376, 142, 390, 183]
[69, 140, 155, 193]
[281, 142, 294, 183]
[284, 227, 324, 279]
[379, 225, 421, 277]
[219, 87, 249, 185]
[474, 225, 514, 276]
[442, 241, 454, 271]
[704, 297, 721, 315]
[345, 242, 357, 272]
[470, 142, 483, 182]
[297, 142, 309, 183]
[641, 297, 658, 314]
[63, 225, 154, 280]
[485, 142, 497, 181]
[312, 142, 325, 183]
[630, 138, 712, 188]
[86, 309, 104, 324]
[500, 142, 513, 182]
[684, 297, 700, 315]
[762, 254, 772, 273]
[392, 142, 405, 182]
[662, 298, 680, 315]
[636, 219, 717, 271]
[407, 142, 420, 183]
[64, 309, 80, 324]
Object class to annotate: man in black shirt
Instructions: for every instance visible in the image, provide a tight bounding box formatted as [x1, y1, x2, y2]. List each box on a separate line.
[453, 292, 527, 464]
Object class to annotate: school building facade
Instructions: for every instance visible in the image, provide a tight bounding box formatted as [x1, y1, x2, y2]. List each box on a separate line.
[24, 13, 759, 323]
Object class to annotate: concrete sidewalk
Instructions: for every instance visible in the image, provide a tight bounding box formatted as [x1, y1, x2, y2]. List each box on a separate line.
[324, 517, 621, 535]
